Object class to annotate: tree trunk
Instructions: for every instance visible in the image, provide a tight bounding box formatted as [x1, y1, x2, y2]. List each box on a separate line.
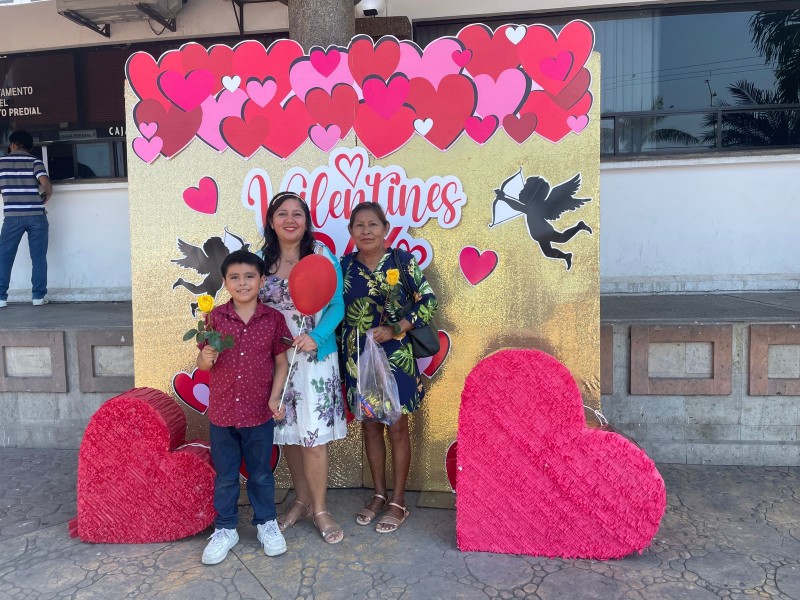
[287, 0, 355, 50]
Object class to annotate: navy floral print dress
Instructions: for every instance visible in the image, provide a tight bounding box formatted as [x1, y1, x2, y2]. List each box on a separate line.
[339, 249, 438, 415]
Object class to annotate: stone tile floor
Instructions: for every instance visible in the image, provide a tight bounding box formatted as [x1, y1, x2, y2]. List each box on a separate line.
[0, 449, 799, 600]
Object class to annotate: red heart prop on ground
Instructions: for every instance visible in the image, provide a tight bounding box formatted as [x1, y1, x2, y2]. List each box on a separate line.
[407, 75, 475, 150]
[518, 21, 594, 96]
[231, 40, 303, 108]
[445, 440, 458, 491]
[353, 103, 416, 159]
[457, 24, 520, 80]
[172, 368, 211, 414]
[348, 36, 401, 86]
[306, 84, 358, 137]
[417, 330, 450, 378]
[70, 387, 215, 543]
[459, 246, 499, 285]
[221, 112, 270, 159]
[520, 90, 593, 143]
[133, 99, 202, 157]
[182, 177, 218, 215]
[457, 350, 666, 559]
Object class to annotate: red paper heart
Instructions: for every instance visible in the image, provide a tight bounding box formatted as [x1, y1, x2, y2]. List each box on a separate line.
[353, 103, 416, 159]
[394, 237, 428, 267]
[306, 84, 359, 137]
[457, 24, 520, 80]
[158, 69, 216, 112]
[133, 99, 202, 158]
[457, 350, 666, 559]
[517, 21, 594, 96]
[71, 388, 215, 543]
[179, 43, 234, 94]
[363, 75, 410, 120]
[309, 47, 341, 77]
[348, 35, 401, 86]
[239, 445, 282, 480]
[221, 112, 270, 159]
[418, 330, 450, 378]
[464, 115, 498, 145]
[182, 177, 219, 215]
[231, 40, 303, 109]
[502, 113, 538, 144]
[127, 53, 171, 108]
[459, 246, 498, 285]
[172, 368, 211, 413]
[406, 75, 476, 150]
[520, 90, 593, 143]
[244, 96, 314, 159]
[552, 68, 591, 111]
[445, 440, 458, 491]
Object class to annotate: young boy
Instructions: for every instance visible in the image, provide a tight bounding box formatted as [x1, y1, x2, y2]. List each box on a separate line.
[197, 249, 292, 565]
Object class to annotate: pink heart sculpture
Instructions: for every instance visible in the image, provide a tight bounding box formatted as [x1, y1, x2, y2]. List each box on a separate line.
[158, 69, 216, 112]
[70, 387, 215, 543]
[464, 116, 498, 145]
[290, 53, 354, 100]
[245, 77, 278, 108]
[459, 246, 498, 285]
[362, 75, 410, 120]
[457, 350, 667, 559]
[197, 88, 248, 151]
[182, 177, 218, 215]
[132, 136, 164, 163]
[474, 69, 528, 119]
[396, 38, 463, 89]
[309, 124, 342, 152]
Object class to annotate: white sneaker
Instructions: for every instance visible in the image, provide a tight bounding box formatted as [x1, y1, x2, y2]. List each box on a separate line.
[201, 528, 239, 565]
[0, 300, 6, 308]
[257, 519, 287, 556]
[32, 298, 49, 306]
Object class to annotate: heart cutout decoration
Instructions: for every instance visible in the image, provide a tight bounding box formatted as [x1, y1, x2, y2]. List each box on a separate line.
[459, 246, 498, 285]
[456, 350, 666, 559]
[70, 388, 215, 543]
[416, 330, 451, 378]
[182, 177, 219, 215]
[172, 368, 211, 414]
[445, 440, 458, 492]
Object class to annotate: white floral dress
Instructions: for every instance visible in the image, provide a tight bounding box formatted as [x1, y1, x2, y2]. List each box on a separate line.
[259, 276, 347, 447]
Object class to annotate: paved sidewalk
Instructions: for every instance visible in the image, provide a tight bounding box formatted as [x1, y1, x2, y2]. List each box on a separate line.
[0, 449, 799, 600]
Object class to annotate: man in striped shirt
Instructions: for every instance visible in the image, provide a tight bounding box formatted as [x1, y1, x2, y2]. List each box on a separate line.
[0, 130, 53, 307]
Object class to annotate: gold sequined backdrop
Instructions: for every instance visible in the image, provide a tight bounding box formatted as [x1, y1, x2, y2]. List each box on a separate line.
[126, 53, 600, 492]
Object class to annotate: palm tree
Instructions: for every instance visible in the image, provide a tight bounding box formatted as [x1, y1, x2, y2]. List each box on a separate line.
[750, 10, 800, 103]
[604, 96, 700, 154]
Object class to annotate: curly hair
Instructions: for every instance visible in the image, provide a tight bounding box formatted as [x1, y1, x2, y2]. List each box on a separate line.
[260, 192, 316, 274]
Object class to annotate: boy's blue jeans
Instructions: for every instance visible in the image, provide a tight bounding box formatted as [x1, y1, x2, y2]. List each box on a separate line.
[0, 215, 49, 301]
[209, 420, 277, 529]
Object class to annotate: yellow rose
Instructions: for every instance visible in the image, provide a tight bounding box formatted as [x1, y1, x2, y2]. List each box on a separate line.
[197, 294, 215, 313]
[386, 269, 400, 286]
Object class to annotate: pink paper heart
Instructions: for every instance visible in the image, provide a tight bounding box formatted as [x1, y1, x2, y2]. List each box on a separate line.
[159, 69, 215, 112]
[396, 38, 462, 89]
[452, 49, 473, 69]
[309, 47, 342, 77]
[290, 56, 354, 101]
[567, 114, 589, 133]
[197, 89, 248, 152]
[459, 246, 498, 285]
[464, 116, 498, 145]
[474, 69, 528, 119]
[132, 136, 163, 163]
[540, 51, 574, 81]
[245, 78, 277, 108]
[362, 76, 410, 120]
[182, 177, 218, 215]
[138, 122, 158, 140]
[192, 383, 210, 409]
[309, 124, 342, 151]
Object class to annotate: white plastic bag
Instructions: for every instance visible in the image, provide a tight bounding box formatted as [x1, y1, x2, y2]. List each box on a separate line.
[356, 330, 402, 426]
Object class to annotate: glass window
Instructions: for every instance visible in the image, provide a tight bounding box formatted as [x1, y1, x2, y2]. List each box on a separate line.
[76, 142, 113, 178]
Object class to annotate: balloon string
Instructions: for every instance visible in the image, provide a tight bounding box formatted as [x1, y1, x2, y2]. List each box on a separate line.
[278, 320, 305, 412]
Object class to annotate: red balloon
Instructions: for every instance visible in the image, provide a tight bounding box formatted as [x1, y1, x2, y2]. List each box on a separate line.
[288, 254, 337, 315]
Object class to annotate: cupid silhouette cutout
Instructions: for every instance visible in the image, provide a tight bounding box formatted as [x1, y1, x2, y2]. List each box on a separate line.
[490, 169, 592, 270]
[172, 229, 250, 312]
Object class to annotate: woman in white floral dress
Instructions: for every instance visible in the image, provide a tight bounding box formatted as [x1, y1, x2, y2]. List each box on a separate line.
[258, 191, 347, 544]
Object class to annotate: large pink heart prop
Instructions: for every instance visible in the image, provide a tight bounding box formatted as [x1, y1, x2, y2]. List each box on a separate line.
[457, 350, 666, 559]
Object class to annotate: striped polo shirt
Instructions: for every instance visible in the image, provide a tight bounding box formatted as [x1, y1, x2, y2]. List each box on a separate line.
[0, 150, 48, 217]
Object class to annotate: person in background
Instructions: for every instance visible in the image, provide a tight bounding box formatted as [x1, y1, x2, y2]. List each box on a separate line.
[0, 130, 53, 307]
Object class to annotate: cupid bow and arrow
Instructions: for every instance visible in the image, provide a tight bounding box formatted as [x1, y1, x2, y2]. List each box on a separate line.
[489, 168, 526, 228]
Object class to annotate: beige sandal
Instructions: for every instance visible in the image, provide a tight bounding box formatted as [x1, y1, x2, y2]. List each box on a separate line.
[313, 511, 344, 544]
[356, 493, 387, 526]
[375, 502, 409, 534]
[277, 500, 311, 532]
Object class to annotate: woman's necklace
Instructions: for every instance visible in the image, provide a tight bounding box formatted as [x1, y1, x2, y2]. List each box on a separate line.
[281, 254, 300, 266]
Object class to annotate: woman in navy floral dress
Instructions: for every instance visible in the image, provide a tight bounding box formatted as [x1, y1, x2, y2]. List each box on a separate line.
[340, 202, 437, 533]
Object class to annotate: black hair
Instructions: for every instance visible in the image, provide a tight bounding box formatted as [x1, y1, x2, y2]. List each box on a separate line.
[9, 130, 34, 152]
[220, 249, 265, 277]
[348, 201, 389, 229]
[260, 191, 316, 274]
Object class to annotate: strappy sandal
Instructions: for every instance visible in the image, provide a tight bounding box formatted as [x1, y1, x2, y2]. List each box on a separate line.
[313, 511, 344, 544]
[375, 502, 409, 534]
[356, 493, 387, 526]
[277, 500, 311, 532]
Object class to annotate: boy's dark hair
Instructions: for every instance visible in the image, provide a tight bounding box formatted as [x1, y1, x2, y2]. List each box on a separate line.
[221, 249, 265, 277]
[9, 130, 34, 152]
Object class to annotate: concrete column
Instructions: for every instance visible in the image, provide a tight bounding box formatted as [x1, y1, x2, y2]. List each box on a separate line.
[287, 0, 355, 50]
